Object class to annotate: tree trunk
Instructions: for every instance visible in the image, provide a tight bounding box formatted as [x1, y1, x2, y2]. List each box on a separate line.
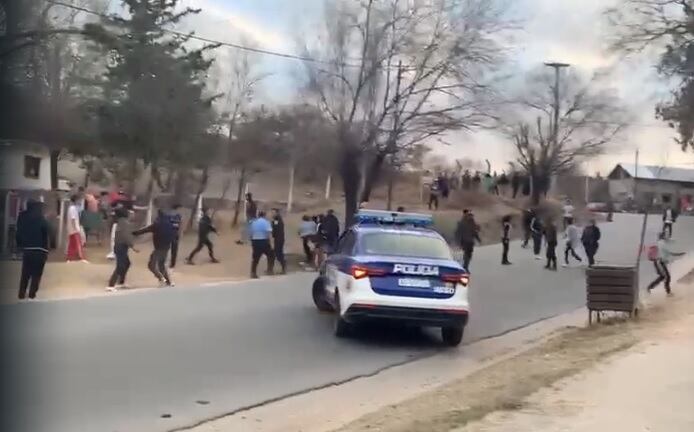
[231, 167, 247, 227]
[211, 173, 233, 219]
[173, 168, 188, 205]
[360, 152, 386, 203]
[188, 166, 209, 231]
[50, 149, 60, 190]
[340, 146, 362, 227]
[386, 172, 395, 211]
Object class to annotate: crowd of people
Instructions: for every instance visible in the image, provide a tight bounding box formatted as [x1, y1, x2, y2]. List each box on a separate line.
[12, 185, 687, 300]
[427, 170, 545, 210]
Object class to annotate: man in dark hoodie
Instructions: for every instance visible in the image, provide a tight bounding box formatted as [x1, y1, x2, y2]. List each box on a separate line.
[501, 215, 512, 265]
[581, 219, 601, 267]
[16, 200, 50, 299]
[107, 208, 138, 291]
[133, 209, 175, 286]
[322, 209, 340, 250]
[185, 207, 219, 265]
[521, 208, 534, 248]
[456, 209, 481, 271]
[271, 208, 287, 274]
[544, 218, 558, 271]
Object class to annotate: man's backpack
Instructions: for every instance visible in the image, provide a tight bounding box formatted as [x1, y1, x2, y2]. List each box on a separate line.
[647, 244, 659, 261]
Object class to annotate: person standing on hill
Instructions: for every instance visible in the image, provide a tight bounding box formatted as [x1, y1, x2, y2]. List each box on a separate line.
[428, 179, 440, 210]
[16, 200, 50, 299]
[249, 211, 275, 278]
[185, 207, 219, 265]
[271, 208, 287, 274]
[530, 213, 544, 259]
[133, 209, 175, 287]
[456, 209, 481, 271]
[511, 172, 520, 198]
[581, 219, 601, 267]
[543, 218, 558, 271]
[562, 218, 583, 267]
[107, 208, 138, 291]
[501, 215, 512, 265]
[168, 204, 183, 269]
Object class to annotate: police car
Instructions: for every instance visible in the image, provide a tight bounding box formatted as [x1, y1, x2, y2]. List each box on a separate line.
[311, 210, 469, 347]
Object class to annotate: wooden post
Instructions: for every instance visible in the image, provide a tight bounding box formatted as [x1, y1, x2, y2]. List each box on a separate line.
[2, 192, 11, 254]
[287, 161, 295, 213]
[57, 198, 66, 250]
[325, 175, 332, 200]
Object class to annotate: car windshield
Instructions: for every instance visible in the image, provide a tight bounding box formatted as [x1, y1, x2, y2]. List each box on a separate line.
[360, 232, 452, 260]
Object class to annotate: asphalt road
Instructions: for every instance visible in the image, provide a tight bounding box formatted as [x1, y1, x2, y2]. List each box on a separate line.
[1, 214, 693, 432]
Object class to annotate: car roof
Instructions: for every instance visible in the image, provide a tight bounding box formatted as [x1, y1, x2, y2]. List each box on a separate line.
[351, 224, 442, 238]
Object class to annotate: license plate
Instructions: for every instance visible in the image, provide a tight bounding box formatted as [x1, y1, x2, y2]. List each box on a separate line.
[398, 278, 431, 288]
[433, 286, 456, 295]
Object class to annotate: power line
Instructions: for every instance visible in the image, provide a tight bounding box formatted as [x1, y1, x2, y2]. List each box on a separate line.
[46, 0, 355, 67]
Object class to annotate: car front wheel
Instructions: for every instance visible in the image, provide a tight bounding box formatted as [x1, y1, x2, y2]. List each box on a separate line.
[441, 326, 464, 347]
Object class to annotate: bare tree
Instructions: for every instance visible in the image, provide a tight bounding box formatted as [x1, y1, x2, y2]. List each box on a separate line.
[303, 0, 509, 223]
[210, 45, 267, 226]
[506, 68, 629, 204]
[607, 0, 694, 151]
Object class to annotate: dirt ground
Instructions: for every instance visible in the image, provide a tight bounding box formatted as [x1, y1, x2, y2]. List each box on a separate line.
[334, 277, 694, 432]
[1, 189, 569, 303]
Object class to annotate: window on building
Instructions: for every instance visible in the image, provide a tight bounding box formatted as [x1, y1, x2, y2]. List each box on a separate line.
[24, 155, 41, 179]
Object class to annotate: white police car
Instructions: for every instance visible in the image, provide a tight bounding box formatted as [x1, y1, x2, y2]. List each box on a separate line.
[311, 210, 470, 347]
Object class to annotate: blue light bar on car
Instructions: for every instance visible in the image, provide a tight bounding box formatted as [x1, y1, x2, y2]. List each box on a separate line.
[355, 210, 434, 227]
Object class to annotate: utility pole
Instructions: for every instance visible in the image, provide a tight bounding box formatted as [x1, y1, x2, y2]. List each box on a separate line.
[387, 60, 404, 211]
[541, 62, 569, 203]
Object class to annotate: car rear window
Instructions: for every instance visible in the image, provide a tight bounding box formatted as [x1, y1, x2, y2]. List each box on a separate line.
[359, 232, 452, 260]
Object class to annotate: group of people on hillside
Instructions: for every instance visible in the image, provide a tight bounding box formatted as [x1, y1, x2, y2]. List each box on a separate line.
[428, 170, 545, 212]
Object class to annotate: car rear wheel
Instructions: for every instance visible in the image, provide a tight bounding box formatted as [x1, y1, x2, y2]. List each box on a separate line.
[441, 326, 464, 347]
[312, 277, 334, 312]
[333, 292, 352, 338]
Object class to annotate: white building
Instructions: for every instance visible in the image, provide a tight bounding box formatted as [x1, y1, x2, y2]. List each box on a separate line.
[0, 140, 52, 191]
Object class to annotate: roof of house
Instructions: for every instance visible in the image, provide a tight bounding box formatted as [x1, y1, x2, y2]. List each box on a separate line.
[611, 163, 694, 184]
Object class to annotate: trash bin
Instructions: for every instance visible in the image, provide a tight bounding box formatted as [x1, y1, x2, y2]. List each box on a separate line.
[586, 265, 639, 324]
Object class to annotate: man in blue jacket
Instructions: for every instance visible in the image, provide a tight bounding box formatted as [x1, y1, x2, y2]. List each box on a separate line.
[249, 211, 275, 279]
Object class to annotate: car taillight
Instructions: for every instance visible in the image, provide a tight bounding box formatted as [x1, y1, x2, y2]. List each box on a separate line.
[442, 273, 470, 286]
[351, 265, 387, 279]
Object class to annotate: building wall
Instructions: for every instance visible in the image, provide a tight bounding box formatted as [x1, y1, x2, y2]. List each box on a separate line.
[610, 177, 694, 206]
[0, 142, 51, 191]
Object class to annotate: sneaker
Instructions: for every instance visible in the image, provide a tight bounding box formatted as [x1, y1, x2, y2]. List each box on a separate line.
[534, 255, 542, 261]
[251, 273, 259, 279]
[167, 282, 176, 287]
[562, 263, 569, 268]
[158, 279, 167, 287]
[106, 286, 117, 292]
[211, 258, 220, 264]
[666, 291, 673, 297]
[185, 259, 195, 265]
[502, 262, 512, 265]
[80, 259, 90, 264]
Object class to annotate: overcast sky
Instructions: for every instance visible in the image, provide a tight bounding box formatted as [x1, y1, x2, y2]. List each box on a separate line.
[174, 0, 694, 174]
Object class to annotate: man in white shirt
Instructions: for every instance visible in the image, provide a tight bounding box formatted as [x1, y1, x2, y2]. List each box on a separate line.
[562, 199, 575, 230]
[662, 205, 677, 239]
[66, 194, 87, 262]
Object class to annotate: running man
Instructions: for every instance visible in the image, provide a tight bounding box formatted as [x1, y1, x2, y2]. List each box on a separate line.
[563, 217, 583, 267]
[185, 207, 219, 265]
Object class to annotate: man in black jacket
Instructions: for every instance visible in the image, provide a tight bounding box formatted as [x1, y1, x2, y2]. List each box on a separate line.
[581, 219, 601, 267]
[501, 215, 512, 265]
[456, 209, 481, 271]
[322, 209, 340, 250]
[544, 218, 558, 271]
[185, 207, 219, 265]
[16, 200, 50, 299]
[133, 210, 175, 286]
[271, 208, 287, 274]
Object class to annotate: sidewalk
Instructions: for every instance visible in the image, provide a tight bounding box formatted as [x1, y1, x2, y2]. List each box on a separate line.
[452, 280, 694, 432]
